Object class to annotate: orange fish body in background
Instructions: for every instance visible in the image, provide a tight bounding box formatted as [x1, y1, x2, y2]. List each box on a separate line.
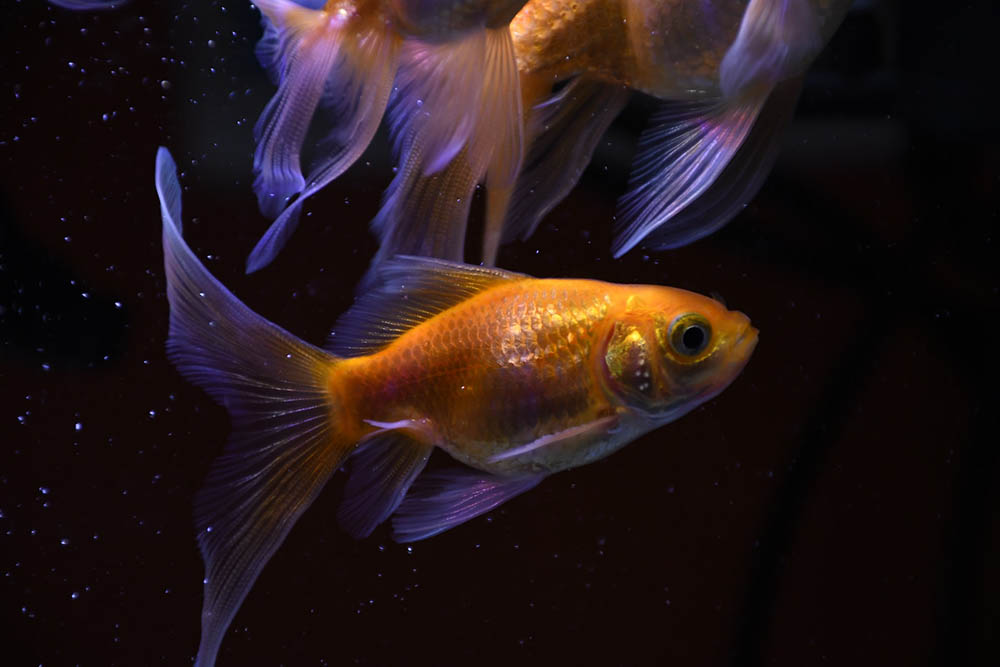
[155, 147, 757, 665]
[504, 0, 853, 259]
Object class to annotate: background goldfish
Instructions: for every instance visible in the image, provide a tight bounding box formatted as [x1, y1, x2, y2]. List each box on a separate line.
[155, 147, 755, 665]
[47, 0, 850, 278]
[246, 0, 852, 281]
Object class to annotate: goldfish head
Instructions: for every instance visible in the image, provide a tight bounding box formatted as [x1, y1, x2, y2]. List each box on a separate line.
[602, 287, 758, 424]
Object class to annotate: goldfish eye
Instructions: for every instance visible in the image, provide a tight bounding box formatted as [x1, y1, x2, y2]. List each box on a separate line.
[669, 314, 711, 357]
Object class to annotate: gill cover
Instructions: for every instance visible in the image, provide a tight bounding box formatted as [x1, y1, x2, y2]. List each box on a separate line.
[604, 322, 656, 407]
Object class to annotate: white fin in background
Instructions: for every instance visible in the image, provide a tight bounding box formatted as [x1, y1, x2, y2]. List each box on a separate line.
[366, 26, 522, 278]
[248, 0, 399, 272]
[614, 0, 823, 257]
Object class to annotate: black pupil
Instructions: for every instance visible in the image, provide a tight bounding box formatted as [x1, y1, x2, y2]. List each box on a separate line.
[682, 325, 705, 352]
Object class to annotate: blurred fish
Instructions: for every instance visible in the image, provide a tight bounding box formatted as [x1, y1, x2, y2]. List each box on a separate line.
[509, 0, 853, 258]
[155, 147, 757, 666]
[246, 0, 527, 273]
[371, 0, 851, 274]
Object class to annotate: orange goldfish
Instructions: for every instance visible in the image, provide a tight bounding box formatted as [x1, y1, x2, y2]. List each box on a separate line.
[155, 147, 757, 666]
[242, 0, 850, 283]
[504, 0, 853, 259]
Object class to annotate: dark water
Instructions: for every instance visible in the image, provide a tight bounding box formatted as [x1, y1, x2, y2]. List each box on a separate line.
[2, 1, 996, 665]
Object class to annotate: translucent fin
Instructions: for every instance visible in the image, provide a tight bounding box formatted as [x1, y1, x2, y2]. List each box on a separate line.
[371, 26, 522, 276]
[498, 78, 630, 252]
[338, 432, 432, 539]
[327, 255, 527, 356]
[363, 142, 479, 292]
[613, 96, 764, 257]
[392, 468, 544, 543]
[248, 0, 399, 271]
[389, 31, 488, 175]
[613, 0, 823, 258]
[155, 148, 350, 667]
[641, 78, 804, 250]
[719, 0, 822, 99]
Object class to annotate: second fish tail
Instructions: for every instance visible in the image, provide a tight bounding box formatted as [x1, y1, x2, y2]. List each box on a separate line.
[247, 0, 400, 273]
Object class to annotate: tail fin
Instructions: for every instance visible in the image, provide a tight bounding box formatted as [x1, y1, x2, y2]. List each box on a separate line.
[155, 148, 352, 667]
[247, 0, 399, 272]
[359, 25, 522, 284]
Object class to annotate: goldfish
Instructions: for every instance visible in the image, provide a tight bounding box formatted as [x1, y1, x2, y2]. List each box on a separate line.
[505, 0, 853, 259]
[245, 0, 851, 283]
[155, 147, 757, 666]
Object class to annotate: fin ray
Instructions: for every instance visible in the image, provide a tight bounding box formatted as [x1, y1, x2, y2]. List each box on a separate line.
[641, 78, 804, 250]
[613, 96, 762, 257]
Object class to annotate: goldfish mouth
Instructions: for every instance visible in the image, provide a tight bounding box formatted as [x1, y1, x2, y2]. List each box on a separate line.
[732, 324, 759, 356]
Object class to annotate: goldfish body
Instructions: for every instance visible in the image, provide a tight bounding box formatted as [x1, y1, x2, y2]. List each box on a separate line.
[155, 148, 756, 665]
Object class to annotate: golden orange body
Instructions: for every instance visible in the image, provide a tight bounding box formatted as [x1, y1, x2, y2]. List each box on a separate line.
[511, 0, 850, 98]
[332, 275, 756, 476]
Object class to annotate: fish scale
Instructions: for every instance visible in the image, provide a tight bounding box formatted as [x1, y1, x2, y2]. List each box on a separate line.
[344, 281, 614, 468]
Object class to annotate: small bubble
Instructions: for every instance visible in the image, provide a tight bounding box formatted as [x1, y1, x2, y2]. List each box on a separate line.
[60, 538, 69, 546]
[71, 592, 79, 600]
[74, 422, 82, 432]
[160, 80, 171, 90]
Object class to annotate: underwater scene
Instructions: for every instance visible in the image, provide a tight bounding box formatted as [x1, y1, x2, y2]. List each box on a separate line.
[2, 0, 996, 665]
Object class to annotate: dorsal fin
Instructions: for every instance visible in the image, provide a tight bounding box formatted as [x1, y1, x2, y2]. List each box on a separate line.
[325, 256, 528, 356]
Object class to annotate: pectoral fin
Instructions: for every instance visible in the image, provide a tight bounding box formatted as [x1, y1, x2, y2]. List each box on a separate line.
[392, 469, 544, 543]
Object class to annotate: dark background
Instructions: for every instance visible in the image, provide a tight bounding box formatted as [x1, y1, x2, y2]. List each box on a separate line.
[1, 1, 996, 665]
